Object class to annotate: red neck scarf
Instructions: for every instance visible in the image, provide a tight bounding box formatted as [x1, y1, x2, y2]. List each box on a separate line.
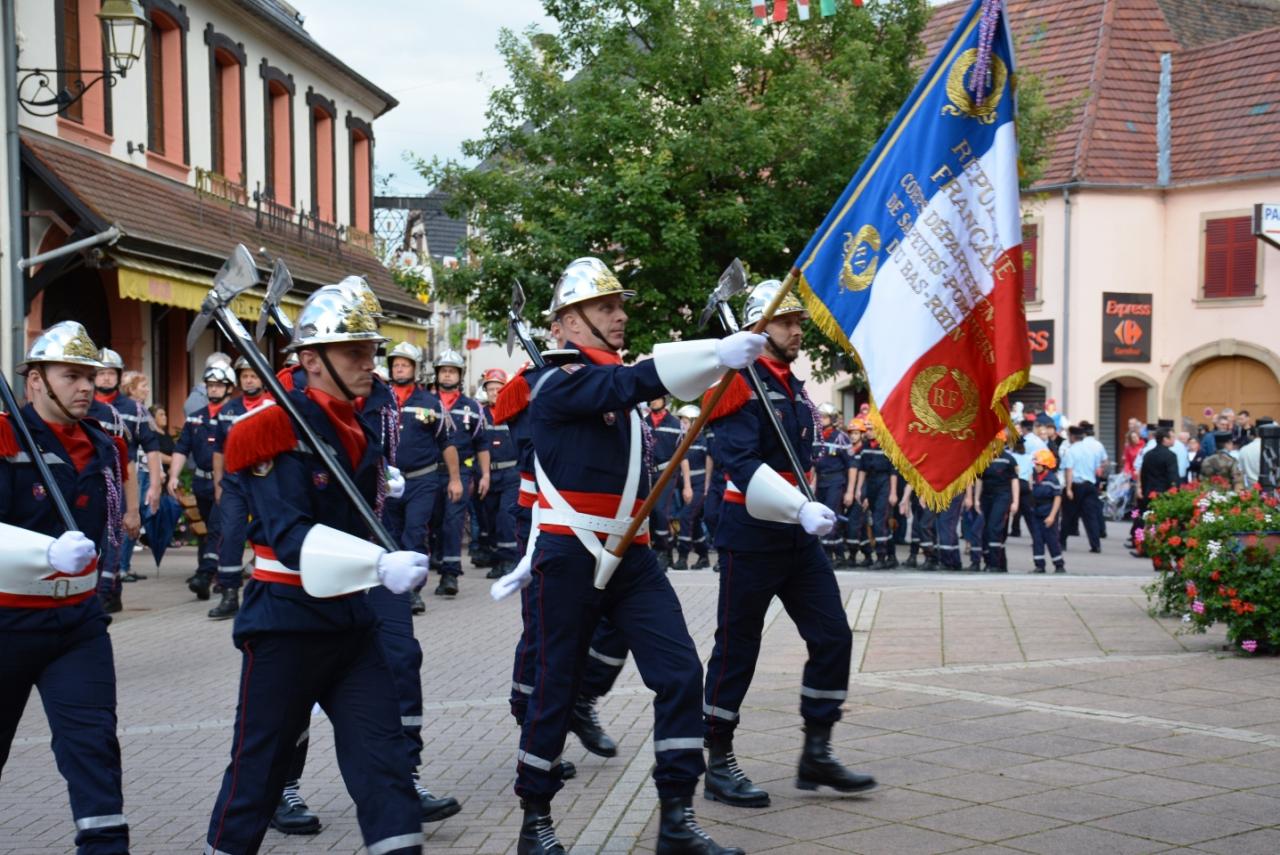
[47, 420, 94, 472]
[758, 356, 793, 396]
[822, 426, 835, 440]
[243, 391, 271, 411]
[208, 401, 225, 419]
[392, 383, 414, 408]
[649, 409, 668, 427]
[94, 391, 119, 406]
[305, 387, 367, 467]
[578, 345, 622, 366]
[439, 389, 460, 411]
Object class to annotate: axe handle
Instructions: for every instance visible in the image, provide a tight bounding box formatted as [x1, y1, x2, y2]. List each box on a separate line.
[717, 304, 816, 503]
[603, 269, 803, 572]
[0, 372, 78, 532]
[209, 307, 399, 553]
[509, 314, 545, 369]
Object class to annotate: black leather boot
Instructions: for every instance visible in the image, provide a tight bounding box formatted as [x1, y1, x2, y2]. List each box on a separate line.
[569, 695, 618, 757]
[410, 589, 426, 614]
[656, 795, 745, 855]
[435, 574, 459, 597]
[187, 573, 211, 600]
[269, 780, 321, 834]
[99, 591, 122, 614]
[517, 799, 565, 855]
[796, 721, 877, 794]
[560, 759, 577, 780]
[691, 554, 710, 570]
[413, 773, 461, 822]
[207, 587, 238, 620]
[703, 732, 769, 807]
[671, 553, 690, 570]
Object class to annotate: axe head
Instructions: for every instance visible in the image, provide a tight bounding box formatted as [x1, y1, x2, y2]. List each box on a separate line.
[506, 280, 527, 357]
[187, 245, 260, 351]
[698, 258, 750, 330]
[255, 257, 295, 341]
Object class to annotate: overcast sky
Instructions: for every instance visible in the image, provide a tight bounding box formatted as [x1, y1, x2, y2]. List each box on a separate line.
[299, 0, 553, 196]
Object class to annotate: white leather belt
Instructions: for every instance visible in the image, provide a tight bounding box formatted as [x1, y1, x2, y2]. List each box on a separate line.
[688, 468, 706, 476]
[537, 508, 649, 538]
[403, 463, 439, 479]
[493, 460, 518, 470]
[193, 467, 214, 479]
[0, 568, 98, 599]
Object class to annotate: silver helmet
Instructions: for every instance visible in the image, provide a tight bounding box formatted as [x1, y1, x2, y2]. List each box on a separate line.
[387, 341, 423, 367]
[333, 275, 385, 320]
[285, 284, 389, 352]
[18, 321, 104, 373]
[676, 404, 701, 420]
[283, 352, 300, 367]
[433, 349, 465, 370]
[205, 351, 233, 368]
[97, 347, 125, 371]
[474, 386, 489, 405]
[545, 257, 635, 319]
[204, 364, 235, 386]
[743, 279, 807, 326]
[233, 356, 251, 372]
[818, 402, 840, 420]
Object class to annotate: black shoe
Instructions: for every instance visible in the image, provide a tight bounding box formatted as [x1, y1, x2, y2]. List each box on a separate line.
[1032, 566, 1046, 574]
[471, 549, 495, 568]
[691, 555, 710, 570]
[969, 562, 983, 573]
[560, 760, 577, 781]
[904, 555, 919, 568]
[1054, 563, 1067, 574]
[874, 556, 891, 570]
[920, 560, 940, 572]
[1129, 550, 1145, 558]
[269, 783, 321, 835]
[517, 799, 565, 855]
[671, 554, 690, 570]
[884, 554, 899, 569]
[1124, 538, 1135, 549]
[100, 592, 122, 614]
[435, 574, 459, 597]
[187, 573, 211, 601]
[703, 732, 770, 808]
[486, 560, 508, 579]
[570, 696, 618, 757]
[1089, 547, 1102, 553]
[657, 795, 745, 855]
[413, 774, 461, 823]
[655, 550, 671, 572]
[989, 566, 1008, 573]
[410, 590, 426, 614]
[796, 721, 877, 794]
[207, 588, 239, 620]
[121, 572, 140, 583]
[857, 555, 875, 568]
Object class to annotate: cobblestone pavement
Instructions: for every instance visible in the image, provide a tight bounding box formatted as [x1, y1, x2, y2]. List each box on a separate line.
[4, 534, 1279, 854]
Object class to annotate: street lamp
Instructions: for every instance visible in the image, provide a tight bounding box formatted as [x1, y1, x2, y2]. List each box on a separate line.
[16, 0, 148, 117]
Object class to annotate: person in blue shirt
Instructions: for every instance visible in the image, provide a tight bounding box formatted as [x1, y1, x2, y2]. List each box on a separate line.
[672, 404, 713, 570]
[813, 403, 856, 569]
[1061, 424, 1106, 553]
[702, 280, 875, 811]
[1, 322, 130, 855]
[1028, 449, 1066, 573]
[429, 349, 489, 597]
[480, 368, 522, 578]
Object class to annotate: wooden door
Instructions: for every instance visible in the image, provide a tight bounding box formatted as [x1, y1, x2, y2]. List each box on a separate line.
[1182, 357, 1280, 426]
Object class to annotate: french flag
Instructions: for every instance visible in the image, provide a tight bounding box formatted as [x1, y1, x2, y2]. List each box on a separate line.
[792, 0, 1030, 509]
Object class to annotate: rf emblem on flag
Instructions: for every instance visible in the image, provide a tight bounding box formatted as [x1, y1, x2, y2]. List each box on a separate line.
[909, 366, 979, 441]
[942, 49, 1008, 124]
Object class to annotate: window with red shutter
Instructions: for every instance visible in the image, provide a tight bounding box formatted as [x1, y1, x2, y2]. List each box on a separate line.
[1203, 216, 1257, 299]
[1021, 223, 1039, 302]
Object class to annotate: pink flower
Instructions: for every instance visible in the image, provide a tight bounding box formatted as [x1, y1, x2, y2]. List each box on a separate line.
[1192, 600, 1205, 614]
[1133, 528, 1145, 544]
[1131, 508, 1140, 519]
[1242, 640, 1258, 653]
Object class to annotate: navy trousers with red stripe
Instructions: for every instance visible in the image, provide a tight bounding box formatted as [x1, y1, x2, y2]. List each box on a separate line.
[704, 540, 852, 737]
[205, 627, 421, 855]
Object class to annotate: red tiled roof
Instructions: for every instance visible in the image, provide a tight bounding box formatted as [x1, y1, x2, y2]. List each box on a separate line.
[1171, 25, 1280, 181]
[20, 129, 424, 318]
[1156, 0, 1280, 49]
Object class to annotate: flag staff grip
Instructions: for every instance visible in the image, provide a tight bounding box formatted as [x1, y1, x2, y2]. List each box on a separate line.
[595, 269, 801, 587]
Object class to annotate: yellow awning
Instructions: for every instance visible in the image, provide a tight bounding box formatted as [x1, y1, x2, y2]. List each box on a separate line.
[115, 260, 427, 346]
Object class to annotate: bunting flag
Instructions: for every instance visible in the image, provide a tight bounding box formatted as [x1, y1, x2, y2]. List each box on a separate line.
[793, 0, 1029, 510]
[797, 0, 811, 20]
[819, 0, 837, 15]
[751, 1, 768, 23]
[772, 0, 790, 21]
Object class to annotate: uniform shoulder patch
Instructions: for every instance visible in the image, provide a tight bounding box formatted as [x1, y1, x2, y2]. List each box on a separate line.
[491, 373, 530, 425]
[224, 402, 296, 474]
[704, 372, 752, 422]
[0, 413, 17, 457]
[560, 363, 584, 374]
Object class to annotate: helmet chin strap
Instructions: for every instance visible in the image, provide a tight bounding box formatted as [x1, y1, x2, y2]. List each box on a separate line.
[573, 306, 618, 353]
[317, 347, 359, 402]
[37, 367, 80, 422]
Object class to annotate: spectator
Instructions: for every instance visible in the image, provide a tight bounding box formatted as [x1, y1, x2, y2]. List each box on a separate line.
[1187, 436, 1204, 481]
[1235, 410, 1254, 445]
[1200, 430, 1245, 490]
[1237, 416, 1271, 488]
[1201, 410, 1234, 455]
[1131, 429, 1178, 557]
[1043, 398, 1064, 432]
[1122, 430, 1145, 478]
[121, 370, 151, 405]
[149, 404, 175, 472]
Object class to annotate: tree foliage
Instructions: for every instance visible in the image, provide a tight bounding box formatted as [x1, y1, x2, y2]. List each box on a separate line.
[419, 0, 1056, 375]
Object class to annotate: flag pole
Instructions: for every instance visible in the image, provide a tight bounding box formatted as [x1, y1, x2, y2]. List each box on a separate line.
[595, 268, 801, 588]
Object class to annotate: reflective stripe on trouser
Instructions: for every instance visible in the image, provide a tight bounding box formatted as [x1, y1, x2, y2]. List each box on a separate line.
[816, 478, 847, 552]
[1029, 512, 1063, 568]
[368, 585, 426, 770]
[909, 496, 938, 554]
[935, 494, 965, 568]
[205, 629, 419, 854]
[516, 536, 704, 802]
[482, 467, 521, 563]
[704, 540, 852, 736]
[845, 500, 871, 554]
[195, 486, 222, 575]
[217, 474, 249, 591]
[981, 491, 1012, 570]
[0, 617, 129, 855]
[434, 466, 473, 576]
[863, 476, 893, 557]
[676, 488, 708, 557]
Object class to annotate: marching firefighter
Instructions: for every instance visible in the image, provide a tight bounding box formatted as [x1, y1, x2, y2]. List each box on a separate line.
[704, 424, 726, 572]
[646, 394, 684, 570]
[513, 256, 755, 855]
[206, 283, 428, 855]
[844, 418, 873, 567]
[480, 368, 521, 579]
[88, 347, 161, 612]
[0, 322, 131, 854]
[429, 349, 489, 597]
[673, 404, 712, 570]
[857, 421, 899, 569]
[975, 434, 1020, 572]
[169, 361, 235, 601]
[702, 279, 876, 810]
[899, 484, 939, 571]
[383, 342, 460, 615]
[814, 402, 855, 568]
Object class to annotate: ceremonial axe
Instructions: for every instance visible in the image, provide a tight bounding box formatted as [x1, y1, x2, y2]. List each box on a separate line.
[507, 279, 545, 369]
[187, 246, 399, 565]
[699, 259, 815, 502]
[255, 257, 296, 342]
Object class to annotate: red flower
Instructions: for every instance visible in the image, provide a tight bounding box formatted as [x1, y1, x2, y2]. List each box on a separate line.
[1211, 571, 1221, 582]
[1169, 535, 1182, 547]
[1240, 490, 1253, 501]
[1227, 588, 1238, 597]
[1186, 538, 1198, 549]
[1219, 585, 1228, 596]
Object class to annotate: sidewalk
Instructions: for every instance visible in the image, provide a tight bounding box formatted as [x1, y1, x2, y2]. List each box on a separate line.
[3, 542, 1277, 854]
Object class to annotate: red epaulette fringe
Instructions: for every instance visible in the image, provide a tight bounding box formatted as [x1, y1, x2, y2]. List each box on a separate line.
[491, 373, 531, 425]
[114, 437, 131, 481]
[277, 366, 296, 391]
[224, 403, 295, 473]
[0, 414, 18, 457]
[704, 372, 752, 422]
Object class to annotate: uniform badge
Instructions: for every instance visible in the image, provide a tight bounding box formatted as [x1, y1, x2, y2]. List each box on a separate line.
[313, 471, 330, 490]
[252, 460, 274, 477]
[76, 494, 90, 508]
[561, 364, 583, 374]
[32, 483, 47, 501]
[603, 412, 617, 426]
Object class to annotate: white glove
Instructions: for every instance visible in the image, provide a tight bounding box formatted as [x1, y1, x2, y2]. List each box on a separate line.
[490, 555, 533, 602]
[386, 466, 405, 499]
[716, 331, 768, 370]
[798, 502, 837, 537]
[48, 531, 96, 573]
[377, 550, 428, 594]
